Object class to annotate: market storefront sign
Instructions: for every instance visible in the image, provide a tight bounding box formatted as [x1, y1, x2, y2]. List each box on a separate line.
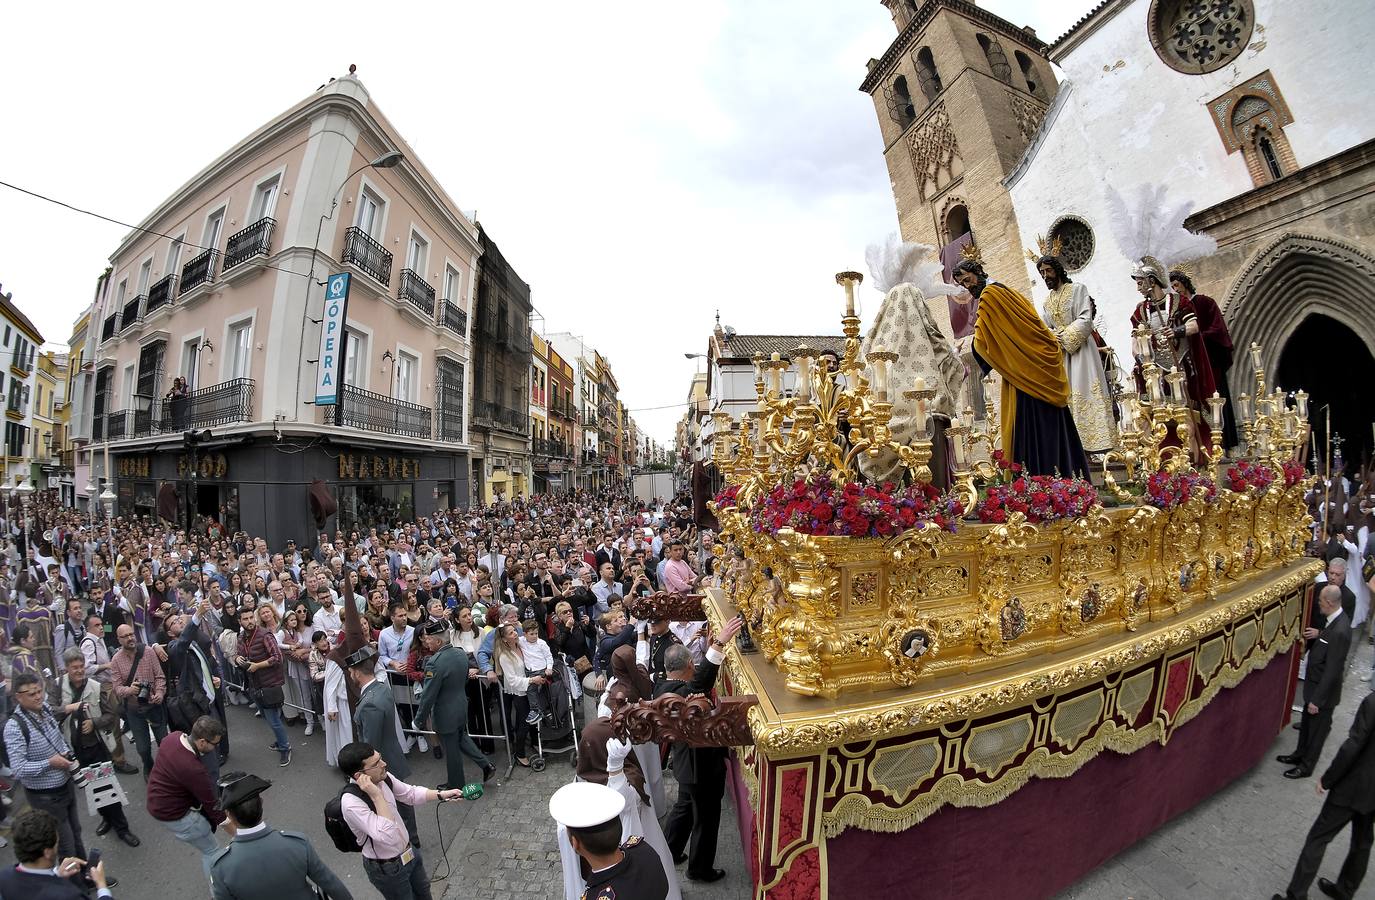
[177, 453, 228, 479]
[117, 457, 152, 478]
[337, 453, 420, 480]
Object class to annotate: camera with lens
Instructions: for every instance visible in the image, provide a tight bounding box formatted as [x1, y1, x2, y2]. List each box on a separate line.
[62, 749, 78, 764]
[137, 682, 152, 705]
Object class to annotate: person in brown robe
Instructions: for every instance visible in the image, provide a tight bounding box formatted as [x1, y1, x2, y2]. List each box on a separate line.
[1171, 270, 1238, 450]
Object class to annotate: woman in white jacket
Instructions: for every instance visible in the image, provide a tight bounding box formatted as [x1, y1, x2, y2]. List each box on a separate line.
[493, 623, 540, 767]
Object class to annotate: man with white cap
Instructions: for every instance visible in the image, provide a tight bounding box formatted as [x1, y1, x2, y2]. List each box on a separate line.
[550, 781, 669, 900]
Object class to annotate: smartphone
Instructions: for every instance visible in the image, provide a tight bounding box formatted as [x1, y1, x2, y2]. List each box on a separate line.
[86, 847, 101, 871]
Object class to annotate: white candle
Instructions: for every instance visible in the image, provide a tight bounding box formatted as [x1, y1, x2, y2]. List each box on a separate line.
[914, 376, 927, 421]
[796, 355, 813, 403]
[1210, 391, 1223, 428]
[951, 416, 968, 469]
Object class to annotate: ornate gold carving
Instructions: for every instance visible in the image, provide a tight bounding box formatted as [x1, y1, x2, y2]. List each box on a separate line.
[610, 694, 758, 748]
[848, 570, 881, 611]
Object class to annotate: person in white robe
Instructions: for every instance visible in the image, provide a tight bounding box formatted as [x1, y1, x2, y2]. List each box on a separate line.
[1035, 254, 1118, 454]
[321, 656, 353, 768]
[559, 707, 680, 900]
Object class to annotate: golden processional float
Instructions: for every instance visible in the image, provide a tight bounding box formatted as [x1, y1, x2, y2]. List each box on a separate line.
[690, 272, 1317, 899]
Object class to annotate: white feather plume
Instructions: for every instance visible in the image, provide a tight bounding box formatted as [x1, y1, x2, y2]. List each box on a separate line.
[865, 234, 960, 298]
[1104, 183, 1217, 265]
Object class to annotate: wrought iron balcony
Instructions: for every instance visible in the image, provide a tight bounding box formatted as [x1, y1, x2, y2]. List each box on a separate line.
[322, 383, 431, 440]
[342, 227, 393, 285]
[398, 269, 436, 316]
[223, 217, 275, 271]
[583, 448, 598, 465]
[472, 399, 527, 435]
[179, 249, 217, 295]
[156, 378, 255, 431]
[106, 410, 131, 441]
[120, 295, 144, 332]
[92, 413, 105, 441]
[533, 438, 572, 459]
[581, 413, 598, 428]
[436, 393, 464, 443]
[101, 315, 117, 343]
[441, 300, 467, 336]
[145, 273, 176, 314]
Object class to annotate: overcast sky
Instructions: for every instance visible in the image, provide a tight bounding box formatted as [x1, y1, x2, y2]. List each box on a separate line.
[0, 1, 1086, 444]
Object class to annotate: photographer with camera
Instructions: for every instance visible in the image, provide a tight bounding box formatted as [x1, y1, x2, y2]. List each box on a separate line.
[55, 647, 141, 847]
[108, 622, 168, 780]
[2, 673, 88, 862]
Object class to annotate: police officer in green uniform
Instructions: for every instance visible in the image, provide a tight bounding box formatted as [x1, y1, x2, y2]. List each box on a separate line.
[412, 620, 496, 789]
[209, 772, 353, 900]
[550, 781, 669, 900]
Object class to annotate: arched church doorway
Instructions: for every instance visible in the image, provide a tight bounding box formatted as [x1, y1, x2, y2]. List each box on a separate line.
[1275, 314, 1375, 475]
[1224, 233, 1375, 475]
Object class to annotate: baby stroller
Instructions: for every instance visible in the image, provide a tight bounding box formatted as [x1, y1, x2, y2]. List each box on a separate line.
[527, 654, 580, 773]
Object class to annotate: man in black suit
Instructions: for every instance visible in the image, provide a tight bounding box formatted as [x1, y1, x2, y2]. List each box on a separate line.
[1281, 586, 1353, 778]
[1273, 690, 1375, 900]
[651, 616, 742, 885]
[595, 533, 623, 580]
[1312, 558, 1356, 628]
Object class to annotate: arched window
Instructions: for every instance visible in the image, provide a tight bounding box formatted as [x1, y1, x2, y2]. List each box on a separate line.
[892, 75, 916, 128]
[976, 34, 1011, 83]
[1015, 50, 1045, 99]
[945, 205, 970, 243]
[1256, 131, 1283, 182]
[915, 47, 942, 101]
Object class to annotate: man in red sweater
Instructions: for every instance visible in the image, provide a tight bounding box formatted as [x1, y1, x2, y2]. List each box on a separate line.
[146, 716, 227, 884]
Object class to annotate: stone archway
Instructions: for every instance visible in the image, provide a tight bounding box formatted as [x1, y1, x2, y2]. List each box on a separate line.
[1224, 233, 1375, 467]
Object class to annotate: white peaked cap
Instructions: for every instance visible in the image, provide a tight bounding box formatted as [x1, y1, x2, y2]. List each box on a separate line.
[549, 781, 625, 829]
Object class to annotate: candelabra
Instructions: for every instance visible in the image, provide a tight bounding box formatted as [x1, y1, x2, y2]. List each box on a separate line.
[725, 272, 943, 507]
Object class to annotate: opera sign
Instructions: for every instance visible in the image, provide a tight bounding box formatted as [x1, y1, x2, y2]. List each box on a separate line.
[315, 273, 352, 405]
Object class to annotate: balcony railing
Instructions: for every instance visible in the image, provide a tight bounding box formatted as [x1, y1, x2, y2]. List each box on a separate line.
[322, 383, 430, 440]
[472, 400, 527, 434]
[223, 217, 275, 271]
[106, 410, 131, 441]
[121, 296, 144, 332]
[157, 378, 255, 431]
[342, 227, 393, 285]
[180, 249, 217, 295]
[398, 269, 436, 316]
[533, 438, 572, 459]
[583, 449, 598, 465]
[145, 273, 177, 314]
[92, 412, 105, 441]
[441, 300, 467, 336]
[101, 315, 117, 342]
[581, 413, 598, 427]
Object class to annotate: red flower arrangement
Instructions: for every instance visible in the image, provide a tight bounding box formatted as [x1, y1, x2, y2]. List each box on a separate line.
[748, 473, 963, 538]
[713, 483, 741, 509]
[974, 473, 1099, 524]
[1145, 469, 1218, 510]
[1281, 460, 1307, 488]
[1225, 459, 1276, 494]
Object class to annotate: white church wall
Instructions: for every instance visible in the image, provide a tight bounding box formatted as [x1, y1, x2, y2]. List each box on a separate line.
[1006, 0, 1374, 367]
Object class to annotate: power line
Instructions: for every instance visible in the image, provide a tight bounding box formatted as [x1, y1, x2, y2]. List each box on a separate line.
[0, 179, 312, 285]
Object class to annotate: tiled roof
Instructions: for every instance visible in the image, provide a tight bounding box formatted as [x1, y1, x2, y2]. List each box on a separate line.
[717, 334, 847, 361]
[1050, 0, 1116, 52]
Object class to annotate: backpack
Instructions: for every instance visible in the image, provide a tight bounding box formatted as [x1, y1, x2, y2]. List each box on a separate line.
[322, 775, 390, 853]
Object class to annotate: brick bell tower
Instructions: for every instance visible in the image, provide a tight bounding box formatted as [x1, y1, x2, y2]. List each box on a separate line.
[862, 0, 1058, 295]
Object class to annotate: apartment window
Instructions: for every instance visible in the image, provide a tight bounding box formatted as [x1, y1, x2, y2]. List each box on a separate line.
[137, 259, 153, 295]
[355, 188, 384, 239]
[2, 326, 9, 347]
[5, 423, 26, 458]
[406, 231, 429, 275]
[228, 320, 253, 381]
[396, 351, 418, 403]
[203, 209, 225, 251]
[443, 266, 461, 302]
[166, 237, 184, 275]
[182, 337, 201, 390]
[343, 330, 368, 388]
[34, 384, 42, 412]
[121, 364, 136, 409]
[115, 279, 128, 308]
[250, 175, 280, 222]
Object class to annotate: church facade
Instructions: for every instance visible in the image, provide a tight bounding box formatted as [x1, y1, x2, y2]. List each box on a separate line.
[1004, 0, 1375, 460]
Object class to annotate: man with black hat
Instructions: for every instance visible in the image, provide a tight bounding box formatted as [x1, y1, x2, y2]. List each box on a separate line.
[413, 619, 496, 790]
[550, 781, 668, 900]
[346, 644, 420, 848]
[209, 771, 352, 900]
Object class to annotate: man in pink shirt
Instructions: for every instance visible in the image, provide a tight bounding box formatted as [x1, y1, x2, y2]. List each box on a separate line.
[337, 740, 471, 899]
[661, 541, 699, 594]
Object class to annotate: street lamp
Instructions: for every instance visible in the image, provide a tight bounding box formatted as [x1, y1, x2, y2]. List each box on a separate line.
[294, 150, 407, 411]
[85, 477, 97, 531]
[98, 482, 117, 556]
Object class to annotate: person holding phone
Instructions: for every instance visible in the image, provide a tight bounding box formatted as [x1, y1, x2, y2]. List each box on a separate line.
[0, 809, 113, 899]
